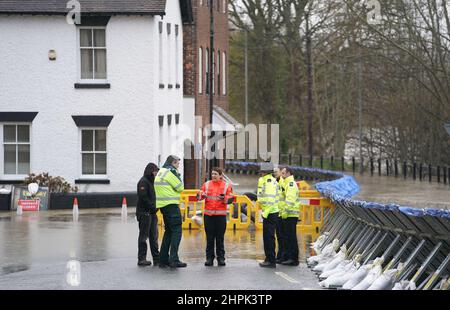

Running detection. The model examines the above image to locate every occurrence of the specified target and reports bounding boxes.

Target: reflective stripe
[154,181,170,186]
[205,181,211,194]
[204,209,228,215]
[173,182,183,190]
[285,201,296,206]
[223,182,229,195]
[160,169,170,180]
[156,197,180,201]
[286,210,300,215]
[259,194,277,198]
[261,201,275,206]
[206,195,222,201]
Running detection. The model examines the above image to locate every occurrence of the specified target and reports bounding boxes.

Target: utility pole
[208,0,215,176]
[244,30,249,160]
[245,30,248,127]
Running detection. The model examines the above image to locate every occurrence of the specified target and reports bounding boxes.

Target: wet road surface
[0,209,320,290]
[2,171,445,289]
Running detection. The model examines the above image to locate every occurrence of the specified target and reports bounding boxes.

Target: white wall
[153,0,186,176]
[0,5,187,192]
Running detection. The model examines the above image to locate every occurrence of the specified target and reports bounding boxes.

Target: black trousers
[204,215,227,260]
[276,217,287,261]
[263,212,279,263]
[284,217,299,262]
[137,212,159,261]
[160,204,183,263]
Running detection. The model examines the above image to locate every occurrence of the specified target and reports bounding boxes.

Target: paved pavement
[0,209,321,290]
[0,257,321,290]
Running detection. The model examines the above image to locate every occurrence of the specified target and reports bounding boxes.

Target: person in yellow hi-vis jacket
[280,166,300,266]
[257,162,280,268]
[154,155,186,268]
[273,166,287,264]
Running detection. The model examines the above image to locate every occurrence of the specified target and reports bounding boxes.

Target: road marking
[275,271,300,283]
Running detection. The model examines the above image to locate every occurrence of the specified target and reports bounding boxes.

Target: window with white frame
[205,48,210,94]
[175,24,179,85]
[222,51,226,95]
[167,23,171,85]
[223,0,227,13]
[212,48,215,94]
[159,21,163,85]
[198,47,203,94]
[217,50,221,95]
[79,28,107,80]
[3,124,30,175]
[81,129,107,175]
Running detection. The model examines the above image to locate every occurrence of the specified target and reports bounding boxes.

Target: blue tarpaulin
[399,207,425,217]
[225,161,448,221]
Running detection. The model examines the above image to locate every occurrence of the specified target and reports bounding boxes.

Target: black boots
[205,258,214,266]
[169,261,187,268]
[152,257,160,266]
[281,259,299,266]
[137,259,152,267]
[259,261,276,268]
[205,258,225,266]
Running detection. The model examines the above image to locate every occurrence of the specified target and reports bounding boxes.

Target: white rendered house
[0,0,194,193]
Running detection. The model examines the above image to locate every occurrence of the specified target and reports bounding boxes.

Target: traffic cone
[72,197,79,219]
[17,199,23,215]
[121,197,128,219]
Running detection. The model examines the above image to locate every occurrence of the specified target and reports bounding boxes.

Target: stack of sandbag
[342,257,384,290]
[307,239,340,266]
[313,244,347,273]
[318,254,362,288]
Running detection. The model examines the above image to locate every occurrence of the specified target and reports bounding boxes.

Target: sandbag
[352,265,383,290]
[321,253,346,273]
[308,239,339,265]
[321,268,359,288]
[367,269,397,290]
[342,266,371,290]
[311,234,328,254]
[392,281,416,290]
[321,260,356,279]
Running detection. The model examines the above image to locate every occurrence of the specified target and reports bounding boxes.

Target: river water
[226,172,450,210]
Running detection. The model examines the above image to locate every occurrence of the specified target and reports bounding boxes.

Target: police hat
[259,162,275,173]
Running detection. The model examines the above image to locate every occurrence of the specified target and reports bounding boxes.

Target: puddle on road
[1,264,29,276]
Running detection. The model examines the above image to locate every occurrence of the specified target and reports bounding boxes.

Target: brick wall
[183,0,229,187]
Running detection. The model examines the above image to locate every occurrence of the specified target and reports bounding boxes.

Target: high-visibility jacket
[154,167,184,209]
[200,180,233,216]
[277,176,286,218]
[257,174,280,218]
[283,175,300,218]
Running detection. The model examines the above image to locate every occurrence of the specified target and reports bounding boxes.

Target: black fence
[275,154,450,185]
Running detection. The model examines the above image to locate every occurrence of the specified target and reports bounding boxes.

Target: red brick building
[183,0,235,188]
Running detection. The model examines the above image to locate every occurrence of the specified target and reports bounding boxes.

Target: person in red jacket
[197,167,234,267]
